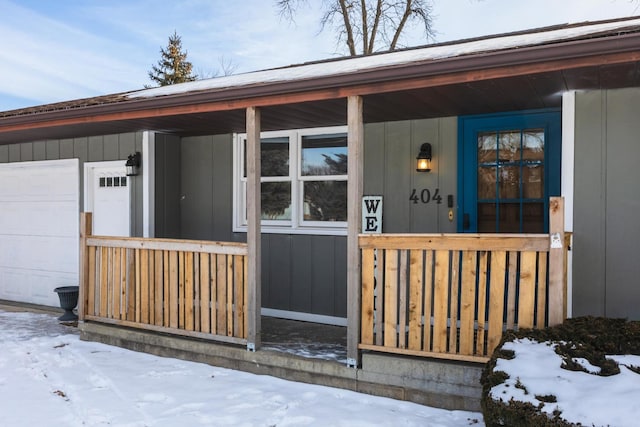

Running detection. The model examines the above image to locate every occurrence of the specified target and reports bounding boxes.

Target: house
[1,16,639,410]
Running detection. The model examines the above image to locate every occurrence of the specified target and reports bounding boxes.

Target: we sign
[362,196,383,233]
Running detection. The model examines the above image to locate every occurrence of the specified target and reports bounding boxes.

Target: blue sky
[1,0,638,111]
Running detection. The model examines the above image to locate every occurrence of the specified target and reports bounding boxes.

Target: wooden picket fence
[358,232,569,363]
[79,213,248,345]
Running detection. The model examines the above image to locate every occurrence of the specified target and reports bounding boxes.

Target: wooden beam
[246,106,262,350]
[346,95,363,367]
[548,197,565,326]
[79,212,92,320]
[3,51,639,134]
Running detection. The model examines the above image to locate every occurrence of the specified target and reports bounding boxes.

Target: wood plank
[154,250,164,326]
[107,247,114,318]
[476,251,489,356]
[432,250,449,353]
[383,249,398,348]
[126,248,136,322]
[487,251,507,354]
[169,251,178,329]
[374,249,384,346]
[135,249,141,323]
[179,251,185,329]
[360,248,375,345]
[86,236,247,255]
[148,250,155,325]
[78,213,92,320]
[548,197,565,325]
[87,246,96,317]
[347,95,364,365]
[194,253,200,332]
[99,247,108,317]
[210,253,217,334]
[227,254,234,337]
[112,247,121,320]
[518,251,537,329]
[536,253,548,328]
[448,251,460,353]
[163,251,170,327]
[200,253,211,333]
[233,255,244,338]
[459,251,477,356]
[422,250,434,352]
[506,251,518,330]
[185,252,194,331]
[359,234,549,252]
[217,254,227,335]
[407,249,423,351]
[398,250,408,349]
[357,343,489,364]
[84,315,248,346]
[140,249,149,324]
[246,105,262,349]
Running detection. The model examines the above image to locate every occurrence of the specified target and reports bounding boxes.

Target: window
[234,126,348,235]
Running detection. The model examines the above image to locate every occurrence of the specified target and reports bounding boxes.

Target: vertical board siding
[81,231,248,344]
[359,234,563,362]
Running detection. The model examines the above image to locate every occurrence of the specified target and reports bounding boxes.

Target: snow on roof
[128,17,640,100]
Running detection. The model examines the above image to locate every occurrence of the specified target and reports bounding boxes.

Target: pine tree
[147,31,197,87]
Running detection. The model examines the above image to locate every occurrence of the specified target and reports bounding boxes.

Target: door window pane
[261,182,291,220]
[523,164,544,199]
[478,166,497,199]
[498,131,521,162]
[523,130,544,161]
[301,134,347,176]
[498,165,520,199]
[477,132,497,163]
[303,181,347,221]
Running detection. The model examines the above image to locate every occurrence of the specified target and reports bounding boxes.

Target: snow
[0,309,482,426]
[127,17,640,100]
[490,338,640,427]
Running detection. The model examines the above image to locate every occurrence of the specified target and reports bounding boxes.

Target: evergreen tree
[147,31,197,87]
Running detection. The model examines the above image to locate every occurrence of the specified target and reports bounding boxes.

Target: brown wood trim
[358,343,489,363]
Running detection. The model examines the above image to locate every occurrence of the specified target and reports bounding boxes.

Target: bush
[480,317,640,427]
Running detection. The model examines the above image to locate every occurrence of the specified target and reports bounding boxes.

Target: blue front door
[458,110,561,233]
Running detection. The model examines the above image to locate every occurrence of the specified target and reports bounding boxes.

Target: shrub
[480,316,640,427]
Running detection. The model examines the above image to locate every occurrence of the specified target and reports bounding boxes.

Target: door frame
[457,108,562,233]
[84,160,131,236]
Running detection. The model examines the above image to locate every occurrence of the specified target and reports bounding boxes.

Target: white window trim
[233,125,348,236]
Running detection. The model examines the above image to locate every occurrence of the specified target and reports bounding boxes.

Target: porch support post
[548,196,565,326]
[79,212,92,321]
[346,95,363,367]
[246,106,262,351]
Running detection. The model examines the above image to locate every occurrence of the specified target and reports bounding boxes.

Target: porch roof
[1,16,640,145]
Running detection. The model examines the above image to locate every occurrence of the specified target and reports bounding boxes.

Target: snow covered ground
[0,309,483,426]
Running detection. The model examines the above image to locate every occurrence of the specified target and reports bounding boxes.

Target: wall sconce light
[125,152,141,176]
[416,143,432,172]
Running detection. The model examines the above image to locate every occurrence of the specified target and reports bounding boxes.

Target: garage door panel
[0,159,79,307]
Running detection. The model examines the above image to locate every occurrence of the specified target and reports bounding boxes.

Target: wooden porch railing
[79,213,248,345]
[358,199,568,363]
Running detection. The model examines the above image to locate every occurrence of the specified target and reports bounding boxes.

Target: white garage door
[0,159,79,307]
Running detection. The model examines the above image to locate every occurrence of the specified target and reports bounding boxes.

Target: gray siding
[154,134,182,238]
[0,133,144,235]
[574,88,640,320]
[364,117,458,233]
[179,134,233,242]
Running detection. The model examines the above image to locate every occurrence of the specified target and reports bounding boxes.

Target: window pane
[301,134,347,176]
[477,132,497,163]
[478,166,497,199]
[498,131,521,162]
[262,137,289,177]
[243,137,290,178]
[498,165,520,199]
[303,181,347,221]
[523,164,544,199]
[261,182,291,220]
[523,130,544,161]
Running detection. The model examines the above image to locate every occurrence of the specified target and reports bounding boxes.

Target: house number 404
[409,188,443,204]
